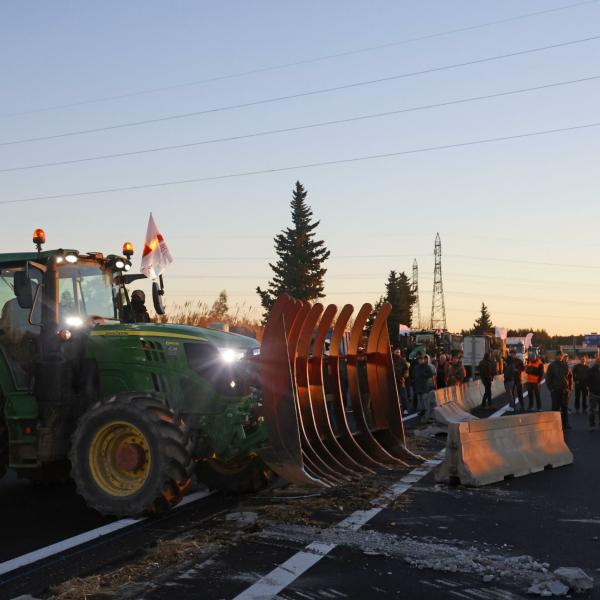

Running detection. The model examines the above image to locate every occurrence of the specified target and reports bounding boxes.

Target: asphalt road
[2,384,599,599]
[139,386,600,600]
[0,472,114,563]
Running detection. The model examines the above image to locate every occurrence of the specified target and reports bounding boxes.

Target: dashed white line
[0,489,211,577]
[232,454,445,600]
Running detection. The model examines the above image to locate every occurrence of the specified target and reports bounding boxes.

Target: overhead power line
[445,254,600,269]
[2,74,598,173]
[2,0,597,119]
[1,120,597,206]
[2,34,599,148]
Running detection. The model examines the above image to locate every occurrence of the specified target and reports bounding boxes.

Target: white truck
[462,334,493,379]
[506,334,533,361]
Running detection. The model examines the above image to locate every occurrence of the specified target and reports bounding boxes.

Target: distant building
[584,333,600,347]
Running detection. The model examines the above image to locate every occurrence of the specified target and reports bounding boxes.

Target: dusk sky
[1,1,599,334]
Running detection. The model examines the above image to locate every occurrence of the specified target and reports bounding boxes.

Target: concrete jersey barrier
[435,411,573,486]
[434,375,505,424]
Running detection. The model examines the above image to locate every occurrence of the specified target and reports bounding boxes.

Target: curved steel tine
[258,295,327,487]
[310,304,374,475]
[376,306,423,464]
[295,303,350,483]
[346,304,404,466]
[366,303,421,465]
[288,301,343,486]
[327,305,382,472]
[304,304,366,477]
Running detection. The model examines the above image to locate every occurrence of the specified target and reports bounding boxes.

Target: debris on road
[553,566,594,593]
[254,523,594,594]
[527,579,569,596]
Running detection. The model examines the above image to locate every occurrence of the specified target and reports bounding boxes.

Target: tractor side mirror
[152,281,165,315]
[14,271,33,309]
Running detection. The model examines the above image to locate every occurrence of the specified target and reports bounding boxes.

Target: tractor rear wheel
[70,393,193,516]
[0,395,7,480]
[196,454,272,494]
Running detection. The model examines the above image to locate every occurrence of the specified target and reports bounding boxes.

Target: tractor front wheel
[70,394,193,516]
[196,454,272,494]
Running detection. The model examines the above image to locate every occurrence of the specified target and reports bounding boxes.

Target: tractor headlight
[64,253,78,264]
[115,259,126,270]
[219,348,245,364]
[65,315,84,328]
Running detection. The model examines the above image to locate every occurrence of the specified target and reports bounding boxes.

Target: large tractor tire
[196,454,272,494]
[0,395,7,480]
[70,393,193,516]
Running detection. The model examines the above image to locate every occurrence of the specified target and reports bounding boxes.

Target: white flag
[140,213,173,279]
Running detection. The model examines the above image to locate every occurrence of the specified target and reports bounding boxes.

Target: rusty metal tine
[295,303,351,483]
[258,295,326,486]
[309,304,372,475]
[372,304,424,465]
[283,299,336,484]
[287,301,343,486]
[346,304,404,466]
[296,304,356,480]
[364,303,410,465]
[328,305,381,472]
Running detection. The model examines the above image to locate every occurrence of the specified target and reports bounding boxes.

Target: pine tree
[257,182,330,315]
[210,290,229,320]
[472,302,493,334]
[384,270,417,346]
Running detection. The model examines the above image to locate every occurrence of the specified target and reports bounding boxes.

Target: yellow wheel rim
[88,420,152,497]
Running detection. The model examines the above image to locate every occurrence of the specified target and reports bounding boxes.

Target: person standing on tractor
[478,352,495,408]
[572,355,590,414]
[525,350,544,411]
[546,350,573,429]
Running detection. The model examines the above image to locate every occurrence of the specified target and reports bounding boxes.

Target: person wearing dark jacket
[478,353,495,408]
[525,352,545,411]
[513,353,526,411]
[436,353,450,389]
[123,290,151,324]
[572,356,589,413]
[546,350,573,429]
[448,355,466,386]
[503,353,517,411]
[586,358,600,430]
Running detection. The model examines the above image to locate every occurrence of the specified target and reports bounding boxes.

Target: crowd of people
[545,351,600,430]
[392,348,467,421]
[392,345,600,431]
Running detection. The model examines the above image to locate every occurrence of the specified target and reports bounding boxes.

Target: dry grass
[158,300,264,340]
[50,533,221,600]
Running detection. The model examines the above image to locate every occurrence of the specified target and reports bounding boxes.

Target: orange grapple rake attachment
[258,294,422,487]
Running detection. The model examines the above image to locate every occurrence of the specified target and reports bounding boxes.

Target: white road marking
[490,379,545,419]
[403,412,419,422]
[232,454,445,600]
[0,489,211,577]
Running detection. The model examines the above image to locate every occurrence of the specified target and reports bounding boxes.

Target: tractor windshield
[58,261,116,323]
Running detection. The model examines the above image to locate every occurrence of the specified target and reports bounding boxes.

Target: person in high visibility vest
[525,350,544,411]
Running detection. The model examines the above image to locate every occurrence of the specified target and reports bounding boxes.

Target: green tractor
[0,230,270,515]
